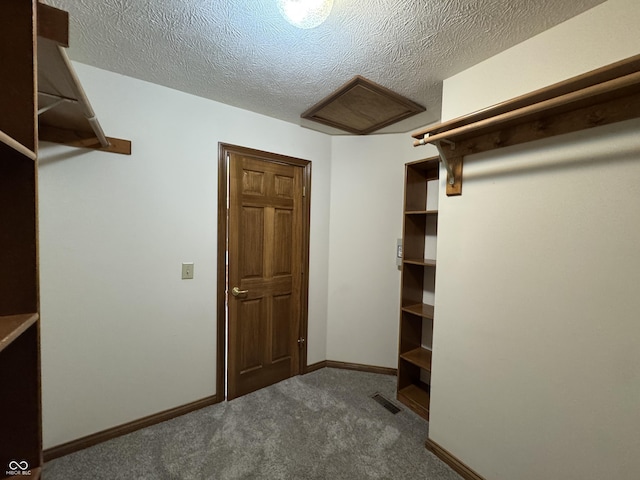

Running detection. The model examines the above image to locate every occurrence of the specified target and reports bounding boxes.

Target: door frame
[216,143,311,401]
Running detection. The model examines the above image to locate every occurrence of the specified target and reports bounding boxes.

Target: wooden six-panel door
[227,152,303,400]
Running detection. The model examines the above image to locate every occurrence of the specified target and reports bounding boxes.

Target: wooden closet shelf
[400,347,432,371]
[0,129,37,161]
[413,54,640,140]
[418,70,640,146]
[411,53,640,196]
[404,258,436,267]
[402,303,435,319]
[405,210,438,215]
[36,3,131,155]
[398,384,431,420]
[0,313,39,354]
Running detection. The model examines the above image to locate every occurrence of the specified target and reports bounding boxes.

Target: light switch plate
[182,262,194,279]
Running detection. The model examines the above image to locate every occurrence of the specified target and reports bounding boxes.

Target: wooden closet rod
[414,70,640,147]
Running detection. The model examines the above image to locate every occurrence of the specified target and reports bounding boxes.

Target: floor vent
[371,393,402,414]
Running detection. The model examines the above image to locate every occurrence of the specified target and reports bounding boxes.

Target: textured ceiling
[45,0,606,135]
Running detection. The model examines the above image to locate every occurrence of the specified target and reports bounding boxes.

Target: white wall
[442,0,640,121]
[326,134,437,368]
[39,63,332,448]
[431,0,640,478]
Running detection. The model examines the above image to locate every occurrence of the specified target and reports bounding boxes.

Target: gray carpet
[43,368,461,479]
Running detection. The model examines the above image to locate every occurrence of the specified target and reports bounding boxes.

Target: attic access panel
[301,75,425,135]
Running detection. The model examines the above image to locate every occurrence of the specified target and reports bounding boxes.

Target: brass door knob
[231,286,249,297]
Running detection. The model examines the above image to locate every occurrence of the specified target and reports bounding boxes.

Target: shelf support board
[39,125,131,155]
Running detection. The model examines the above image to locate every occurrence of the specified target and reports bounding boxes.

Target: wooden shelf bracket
[433,140,456,185]
[414,137,461,194]
[414,137,456,183]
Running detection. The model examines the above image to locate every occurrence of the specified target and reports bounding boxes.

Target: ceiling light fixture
[276,0,334,29]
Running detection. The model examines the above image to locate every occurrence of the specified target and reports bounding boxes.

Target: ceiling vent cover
[301,75,425,135]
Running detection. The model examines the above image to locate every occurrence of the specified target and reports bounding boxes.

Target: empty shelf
[398,384,430,420]
[402,303,434,319]
[0,313,39,353]
[405,210,438,215]
[400,347,432,371]
[403,258,436,267]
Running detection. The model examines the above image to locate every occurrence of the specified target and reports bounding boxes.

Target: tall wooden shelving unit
[0,1,129,473]
[397,156,439,420]
[0,0,42,477]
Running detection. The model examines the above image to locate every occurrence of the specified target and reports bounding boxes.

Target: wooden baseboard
[325,360,397,376]
[304,360,327,373]
[305,360,396,376]
[44,362,395,461]
[425,439,486,480]
[43,394,218,461]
